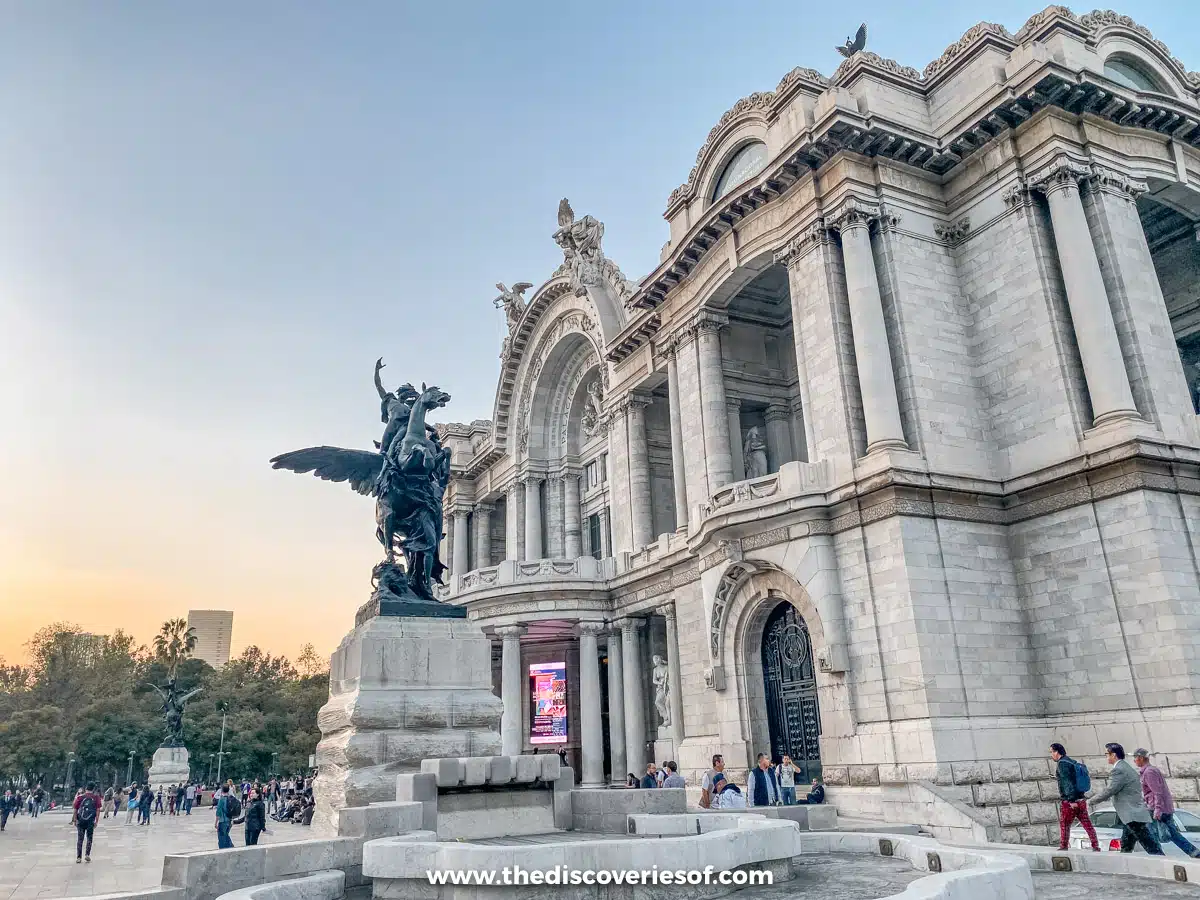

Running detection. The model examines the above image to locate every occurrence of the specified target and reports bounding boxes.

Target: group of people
[0,784,48,826]
[700,753,825,809]
[1053,741,1200,856]
[623,753,826,811]
[213,775,315,850]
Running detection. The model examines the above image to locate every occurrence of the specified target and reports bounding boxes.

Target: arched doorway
[760,600,822,780]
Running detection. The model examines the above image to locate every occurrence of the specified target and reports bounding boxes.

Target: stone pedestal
[312,615,502,836]
[147,746,191,792]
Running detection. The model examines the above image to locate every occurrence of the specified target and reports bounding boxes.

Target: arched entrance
[760,600,822,780]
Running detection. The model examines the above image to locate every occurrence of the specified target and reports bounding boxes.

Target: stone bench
[214,871,344,900]
[399,756,574,839]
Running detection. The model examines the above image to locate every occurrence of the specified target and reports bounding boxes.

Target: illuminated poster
[529,661,568,744]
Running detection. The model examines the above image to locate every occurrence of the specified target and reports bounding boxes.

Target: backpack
[225,794,242,819]
[78,794,97,825]
[1072,759,1091,793]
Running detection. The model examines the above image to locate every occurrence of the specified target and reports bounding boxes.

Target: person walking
[1133,748,1200,857]
[71,782,103,864]
[0,789,16,831]
[236,789,267,846]
[214,785,236,850]
[750,753,782,807]
[31,784,44,818]
[777,755,798,806]
[111,785,123,819]
[154,788,164,815]
[102,785,114,819]
[175,783,186,816]
[184,783,196,815]
[1050,743,1100,851]
[1089,742,1163,854]
[125,788,137,824]
[700,754,725,809]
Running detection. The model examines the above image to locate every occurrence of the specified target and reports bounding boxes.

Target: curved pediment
[489,275,606,457]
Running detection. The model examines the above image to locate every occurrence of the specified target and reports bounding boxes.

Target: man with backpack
[72,782,103,863]
[1050,742,1100,851]
[214,784,240,849]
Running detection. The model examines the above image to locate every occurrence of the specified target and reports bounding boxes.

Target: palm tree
[153,619,197,678]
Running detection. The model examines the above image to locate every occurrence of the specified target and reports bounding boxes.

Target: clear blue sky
[0,1,1194,661]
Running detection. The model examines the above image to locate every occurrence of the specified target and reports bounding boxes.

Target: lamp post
[126,751,136,786]
[65,751,76,797]
[215,707,228,784]
[207,754,215,783]
[271,752,279,778]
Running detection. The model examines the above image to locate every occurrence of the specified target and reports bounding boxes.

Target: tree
[296,644,328,678]
[0,705,69,786]
[153,618,197,677]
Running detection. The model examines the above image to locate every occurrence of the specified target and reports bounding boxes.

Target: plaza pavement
[0,807,306,900]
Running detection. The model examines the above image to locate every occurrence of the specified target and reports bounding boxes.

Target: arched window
[1103,56,1162,92]
[711,142,768,202]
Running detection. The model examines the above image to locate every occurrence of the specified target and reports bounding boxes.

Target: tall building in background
[186,610,233,668]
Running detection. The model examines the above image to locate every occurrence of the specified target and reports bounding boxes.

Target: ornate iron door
[761,602,822,781]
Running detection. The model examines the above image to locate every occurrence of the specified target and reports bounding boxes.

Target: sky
[0,1,1195,666]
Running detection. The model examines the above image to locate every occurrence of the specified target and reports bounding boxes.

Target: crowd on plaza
[0,772,317,863]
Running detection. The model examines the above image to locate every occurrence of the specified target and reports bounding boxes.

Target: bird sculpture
[837,23,867,58]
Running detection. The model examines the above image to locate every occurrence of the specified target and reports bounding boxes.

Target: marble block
[148,746,191,792]
[312,615,502,835]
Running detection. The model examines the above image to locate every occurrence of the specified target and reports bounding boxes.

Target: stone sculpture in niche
[744,426,769,479]
[581,380,605,437]
[652,654,671,727]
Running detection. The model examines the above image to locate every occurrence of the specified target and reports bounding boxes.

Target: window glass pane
[711,143,768,201]
[1104,58,1159,92]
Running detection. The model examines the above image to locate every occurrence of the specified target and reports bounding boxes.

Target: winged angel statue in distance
[148,678,204,748]
[269,362,453,605]
[836,23,867,58]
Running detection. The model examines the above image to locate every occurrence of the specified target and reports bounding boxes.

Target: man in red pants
[1051,743,1099,851]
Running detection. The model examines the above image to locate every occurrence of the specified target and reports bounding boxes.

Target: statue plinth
[312,614,501,835]
[148,746,191,791]
[355,562,466,626]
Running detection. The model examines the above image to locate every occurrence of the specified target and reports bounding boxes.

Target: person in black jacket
[234,789,267,845]
[1050,742,1099,851]
[0,790,16,831]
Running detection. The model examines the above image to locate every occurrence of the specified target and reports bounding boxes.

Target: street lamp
[126,751,136,786]
[271,752,279,778]
[215,705,228,784]
[207,754,215,783]
[66,751,76,796]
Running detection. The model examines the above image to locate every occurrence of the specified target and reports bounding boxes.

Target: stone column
[577,621,606,787]
[627,395,654,547]
[439,515,451,575]
[545,476,564,558]
[695,311,734,489]
[830,202,908,453]
[620,618,647,775]
[765,403,793,473]
[472,503,493,570]
[524,478,542,561]
[607,401,633,553]
[605,629,626,784]
[726,398,745,482]
[564,474,582,558]
[659,603,686,755]
[1033,160,1140,426]
[506,482,525,562]
[452,509,470,575]
[599,507,612,557]
[497,625,526,756]
[665,343,689,530]
[790,397,809,462]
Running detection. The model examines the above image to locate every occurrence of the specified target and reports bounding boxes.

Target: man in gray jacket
[1089,743,1164,854]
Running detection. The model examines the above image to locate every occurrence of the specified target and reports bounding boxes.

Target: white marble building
[433,7,1200,841]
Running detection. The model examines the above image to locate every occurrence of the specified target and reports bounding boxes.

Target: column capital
[495,625,527,640]
[789,396,805,415]
[628,392,653,412]
[1086,165,1148,202]
[765,402,792,422]
[656,601,676,621]
[474,502,495,515]
[1028,156,1090,197]
[617,616,646,634]
[452,507,471,520]
[545,473,563,487]
[827,198,899,234]
[773,218,830,268]
[576,620,607,637]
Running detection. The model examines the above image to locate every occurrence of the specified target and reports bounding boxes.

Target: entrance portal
[760,601,822,781]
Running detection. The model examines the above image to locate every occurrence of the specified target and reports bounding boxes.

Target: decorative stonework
[1080,9,1199,86]
[1086,165,1148,200]
[923,22,1015,80]
[827,199,888,233]
[934,217,971,244]
[1028,157,1091,196]
[831,51,923,86]
[553,199,637,304]
[708,562,753,660]
[773,219,831,268]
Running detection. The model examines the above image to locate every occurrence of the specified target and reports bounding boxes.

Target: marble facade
[432,7,1200,840]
